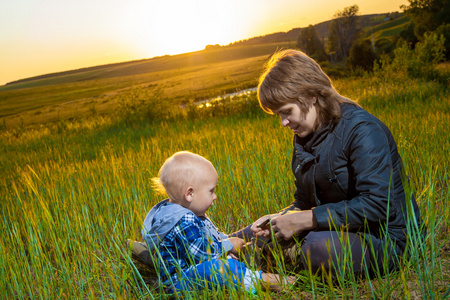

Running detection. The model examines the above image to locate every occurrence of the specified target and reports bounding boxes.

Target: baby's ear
[184,187,194,203]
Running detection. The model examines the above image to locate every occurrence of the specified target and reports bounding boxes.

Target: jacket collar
[294,120,334,171]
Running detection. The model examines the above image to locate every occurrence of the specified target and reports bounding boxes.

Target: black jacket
[291,103,421,250]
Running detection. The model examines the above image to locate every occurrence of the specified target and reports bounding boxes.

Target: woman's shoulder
[339,103,381,129]
[338,103,395,150]
[340,103,367,119]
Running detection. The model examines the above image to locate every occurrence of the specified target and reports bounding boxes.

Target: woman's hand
[252,210,317,241]
[250,213,281,237]
[271,210,317,240]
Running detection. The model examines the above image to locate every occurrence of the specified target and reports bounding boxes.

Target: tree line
[297,0,449,71]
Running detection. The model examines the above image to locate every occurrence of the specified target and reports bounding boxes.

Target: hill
[0,43,297,128]
[228,12,405,46]
[1,44,288,91]
[2,12,408,91]
[0,12,411,129]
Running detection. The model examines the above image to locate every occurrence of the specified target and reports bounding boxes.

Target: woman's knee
[299,231,369,274]
[300,231,335,271]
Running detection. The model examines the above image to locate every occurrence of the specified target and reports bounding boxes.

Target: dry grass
[0,42,297,129]
[0,55,268,129]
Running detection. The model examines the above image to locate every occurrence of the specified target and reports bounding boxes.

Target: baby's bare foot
[285,275,297,285]
[261,273,297,291]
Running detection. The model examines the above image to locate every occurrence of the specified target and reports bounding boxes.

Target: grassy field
[1,25,449,297]
[0,55,265,128]
[0,42,298,129]
[362,15,410,41]
[0,15,411,131]
[1,64,449,298]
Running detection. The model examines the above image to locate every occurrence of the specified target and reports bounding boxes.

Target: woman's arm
[257,118,398,240]
[312,120,398,231]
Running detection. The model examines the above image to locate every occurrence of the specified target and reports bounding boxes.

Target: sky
[0,0,409,86]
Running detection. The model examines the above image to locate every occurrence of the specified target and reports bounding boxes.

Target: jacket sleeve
[312,120,397,230]
[293,179,314,210]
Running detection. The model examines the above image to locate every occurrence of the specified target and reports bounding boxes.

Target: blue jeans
[169,257,261,293]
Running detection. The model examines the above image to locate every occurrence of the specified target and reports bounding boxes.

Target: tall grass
[1,73,449,298]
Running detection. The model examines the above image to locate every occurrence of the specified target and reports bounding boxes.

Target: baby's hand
[227,237,246,255]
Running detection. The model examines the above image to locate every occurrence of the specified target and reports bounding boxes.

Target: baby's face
[189,165,218,217]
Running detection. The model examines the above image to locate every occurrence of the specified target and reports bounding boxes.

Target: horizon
[0,0,408,86]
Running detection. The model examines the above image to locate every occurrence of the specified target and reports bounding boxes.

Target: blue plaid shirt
[157,212,228,287]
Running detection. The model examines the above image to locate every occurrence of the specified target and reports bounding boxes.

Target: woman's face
[273,100,318,138]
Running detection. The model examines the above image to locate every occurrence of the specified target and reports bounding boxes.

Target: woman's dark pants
[230,225,402,277]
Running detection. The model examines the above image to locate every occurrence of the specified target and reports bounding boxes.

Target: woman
[235,49,422,276]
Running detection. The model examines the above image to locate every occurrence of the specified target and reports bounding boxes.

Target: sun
[131,0,239,57]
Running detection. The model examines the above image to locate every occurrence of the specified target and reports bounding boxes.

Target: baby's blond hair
[152,151,214,202]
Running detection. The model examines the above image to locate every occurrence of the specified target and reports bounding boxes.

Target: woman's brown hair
[257,49,358,128]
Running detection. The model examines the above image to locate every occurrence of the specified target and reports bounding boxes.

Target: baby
[140,151,294,293]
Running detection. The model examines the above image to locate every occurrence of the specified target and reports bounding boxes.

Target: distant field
[370,15,409,33]
[0,42,295,129]
[0,14,412,130]
[1,43,295,91]
[362,15,410,40]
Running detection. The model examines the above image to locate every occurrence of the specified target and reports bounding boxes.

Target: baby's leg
[261,272,297,291]
[175,257,262,292]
